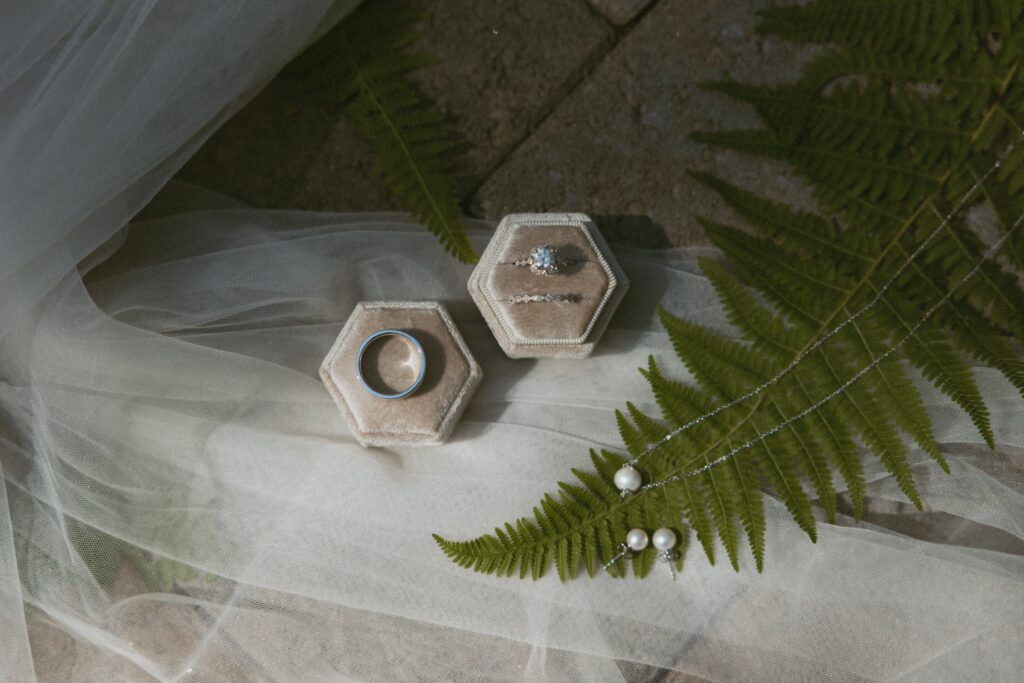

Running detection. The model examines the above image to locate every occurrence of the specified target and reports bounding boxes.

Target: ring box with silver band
[319,301,482,447]
[468,213,629,359]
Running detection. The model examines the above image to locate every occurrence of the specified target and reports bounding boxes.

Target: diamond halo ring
[507,245,583,275]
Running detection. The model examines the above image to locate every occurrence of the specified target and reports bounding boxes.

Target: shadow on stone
[175,76,346,209]
[592,214,672,249]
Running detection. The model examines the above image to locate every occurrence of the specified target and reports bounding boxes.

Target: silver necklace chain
[641,206,1024,491]
[627,132,1023,478]
[604,200,1022,574]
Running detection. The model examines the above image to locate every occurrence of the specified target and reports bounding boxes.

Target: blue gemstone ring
[356,329,427,400]
[508,245,582,275]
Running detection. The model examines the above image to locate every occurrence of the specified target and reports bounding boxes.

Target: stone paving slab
[177,0,612,214]
[410,0,612,192]
[175,0,818,250]
[176,79,393,213]
[586,0,653,26]
[471,0,818,247]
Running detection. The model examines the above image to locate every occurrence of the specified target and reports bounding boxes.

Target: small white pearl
[652,528,677,551]
[613,466,642,493]
[626,528,649,551]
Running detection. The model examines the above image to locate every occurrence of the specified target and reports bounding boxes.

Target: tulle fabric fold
[2,2,1023,681]
[7,200,1021,681]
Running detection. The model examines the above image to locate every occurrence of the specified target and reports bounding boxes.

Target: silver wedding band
[356,329,426,400]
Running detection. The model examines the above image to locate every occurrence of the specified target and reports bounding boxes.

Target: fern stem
[726,89,969,138]
[744,139,944,182]
[969,163,1024,267]
[629,129,1022,506]
[929,201,1024,316]
[337,21,475,262]
[996,105,1024,137]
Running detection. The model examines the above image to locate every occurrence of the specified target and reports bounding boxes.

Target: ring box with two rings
[468,213,629,359]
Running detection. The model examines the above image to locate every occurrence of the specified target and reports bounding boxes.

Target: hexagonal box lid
[320,301,482,447]
[468,213,629,358]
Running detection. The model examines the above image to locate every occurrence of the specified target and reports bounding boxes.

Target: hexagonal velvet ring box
[468,213,629,358]
[320,301,482,447]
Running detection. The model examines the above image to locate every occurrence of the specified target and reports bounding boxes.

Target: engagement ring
[506,245,583,275]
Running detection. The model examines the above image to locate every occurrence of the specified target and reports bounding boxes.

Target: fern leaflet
[287,1,477,263]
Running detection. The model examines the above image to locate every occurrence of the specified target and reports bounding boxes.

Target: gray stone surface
[177,0,612,213]
[410,0,612,190]
[176,79,393,213]
[471,0,818,247]
[175,0,818,250]
[587,0,653,26]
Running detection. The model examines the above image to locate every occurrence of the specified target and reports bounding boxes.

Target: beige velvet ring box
[320,301,482,447]
[468,213,629,359]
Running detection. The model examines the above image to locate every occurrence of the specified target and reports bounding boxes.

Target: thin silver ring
[355,329,426,400]
[509,293,581,304]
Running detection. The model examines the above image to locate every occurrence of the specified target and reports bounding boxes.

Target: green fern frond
[434,0,1024,580]
[287,1,477,263]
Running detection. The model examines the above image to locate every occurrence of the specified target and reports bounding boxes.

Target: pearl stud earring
[600,528,649,576]
[602,527,681,579]
[625,528,649,552]
[652,527,680,580]
[613,464,641,497]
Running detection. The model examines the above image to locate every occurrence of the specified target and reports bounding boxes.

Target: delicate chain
[640,205,1024,492]
[628,132,1022,470]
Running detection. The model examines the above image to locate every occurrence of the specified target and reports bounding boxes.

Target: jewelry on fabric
[607,132,1022,578]
[355,329,426,400]
[616,131,1024,496]
[506,245,584,275]
[509,293,581,304]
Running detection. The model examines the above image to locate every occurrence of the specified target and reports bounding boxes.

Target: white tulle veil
[2,2,1023,681]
